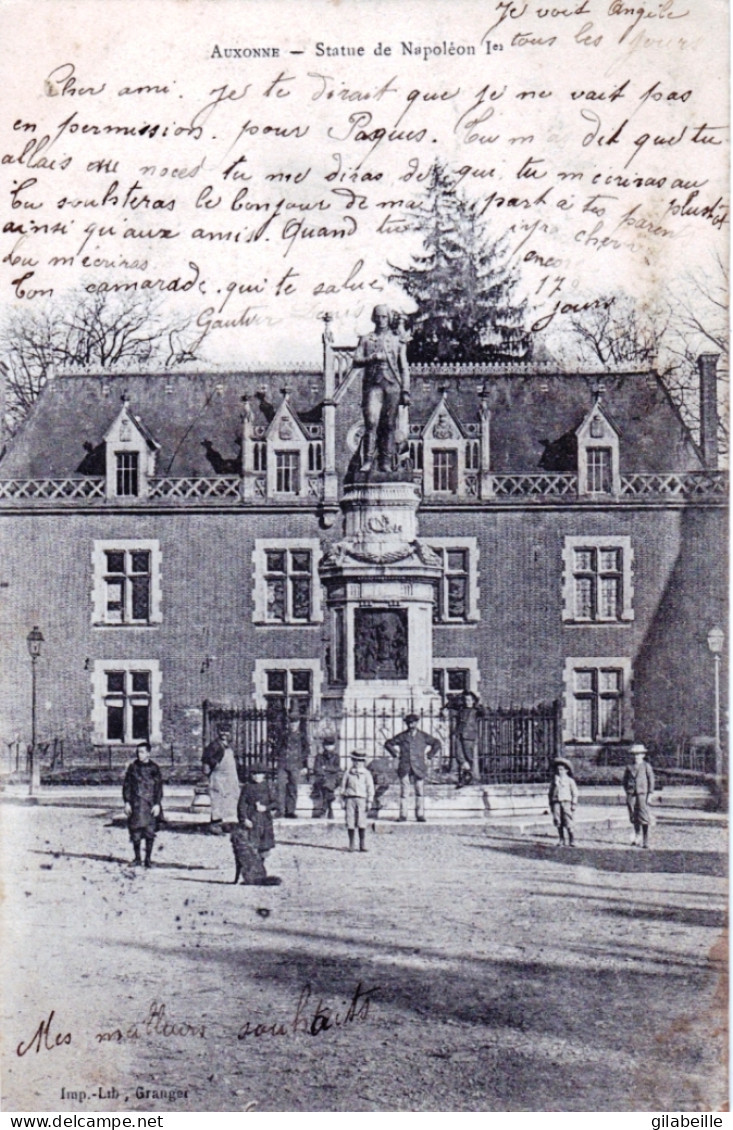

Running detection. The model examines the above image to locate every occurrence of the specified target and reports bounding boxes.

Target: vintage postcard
[0,0,727,1115]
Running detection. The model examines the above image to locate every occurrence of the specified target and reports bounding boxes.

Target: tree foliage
[1,293,200,435]
[389,162,532,364]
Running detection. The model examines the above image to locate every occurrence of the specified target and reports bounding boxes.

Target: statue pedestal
[320,480,442,752]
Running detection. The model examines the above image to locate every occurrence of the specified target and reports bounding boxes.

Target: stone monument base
[319,472,445,762]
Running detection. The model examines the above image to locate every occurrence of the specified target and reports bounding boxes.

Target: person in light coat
[623,742,655,848]
[548,757,579,847]
[340,750,375,853]
[202,724,240,834]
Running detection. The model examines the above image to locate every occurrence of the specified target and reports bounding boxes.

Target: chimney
[697,354,720,470]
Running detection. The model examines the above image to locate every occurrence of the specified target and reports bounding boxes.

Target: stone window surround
[91,539,163,627]
[432,656,481,698]
[561,535,634,624]
[428,536,480,623]
[90,658,162,745]
[251,658,323,712]
[562,655,633,744]
[252,538,324,626]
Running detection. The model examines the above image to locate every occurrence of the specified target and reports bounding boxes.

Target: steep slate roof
[0,370,322,479]
[0,365,703,478]
[337,367,703,475]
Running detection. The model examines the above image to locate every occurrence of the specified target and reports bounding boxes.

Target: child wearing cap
[340,750,375,852]
[548,757,579,846]
[312,734,342,819]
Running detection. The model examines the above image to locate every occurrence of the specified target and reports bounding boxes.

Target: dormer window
[465,439,480,472]
[116,452,139,497]
[103,397,159,500]
[252,442,267,473]
[422,395,476,498]
[307,442,323,472]
[576,401,620,497]
[252,391,320,500]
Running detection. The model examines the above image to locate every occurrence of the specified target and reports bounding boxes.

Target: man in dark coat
[623,742,655,848]
[312,735,341,819]
[384,714,441,822]
[277,713,308,818]
[122,742,163,868]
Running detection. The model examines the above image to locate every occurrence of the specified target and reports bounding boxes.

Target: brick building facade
[0,326,726,774]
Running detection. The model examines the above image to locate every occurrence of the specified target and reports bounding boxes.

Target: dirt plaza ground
[1,799,727,1113]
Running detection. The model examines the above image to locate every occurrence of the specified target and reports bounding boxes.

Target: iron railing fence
[202,698,562,785]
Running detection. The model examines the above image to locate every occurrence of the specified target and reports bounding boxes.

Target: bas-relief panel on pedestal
[353,608,409,681]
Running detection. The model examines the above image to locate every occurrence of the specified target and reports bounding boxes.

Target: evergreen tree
[390,162,532,364]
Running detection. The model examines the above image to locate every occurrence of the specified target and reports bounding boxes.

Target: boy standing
[340,750,375,852]
[548,757,578,847]
[122,741,163,868]
[623,743,655,848]
[312,735,341,819]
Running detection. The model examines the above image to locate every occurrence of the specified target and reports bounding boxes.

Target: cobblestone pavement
[1,802,727,1112]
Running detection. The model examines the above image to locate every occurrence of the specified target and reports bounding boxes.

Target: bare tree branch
[558,277,728,456]
[1,293,203,434]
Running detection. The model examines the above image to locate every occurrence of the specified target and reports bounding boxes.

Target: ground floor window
[431,658,480,701]
[563,657,632,743]
[252,659,322,717]
[433,666,470,698]
[91,659,162,745]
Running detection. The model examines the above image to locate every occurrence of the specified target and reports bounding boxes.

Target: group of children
[547,742,655,849]
[230,747,378,883]
[124,740,656,877]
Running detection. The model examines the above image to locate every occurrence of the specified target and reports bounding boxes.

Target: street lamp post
[26,626,44,796]
[706,626,724,787]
